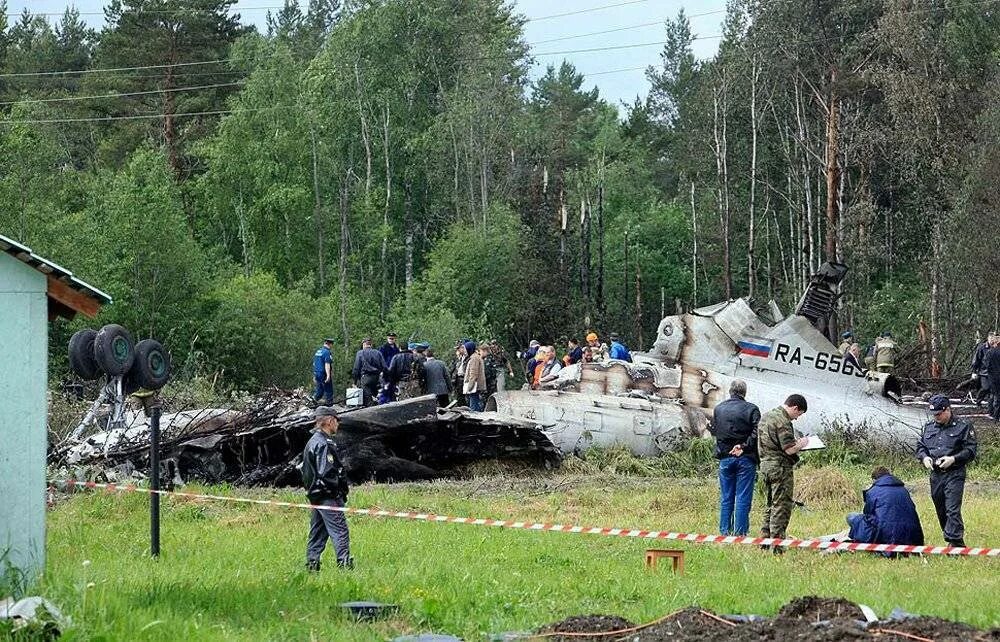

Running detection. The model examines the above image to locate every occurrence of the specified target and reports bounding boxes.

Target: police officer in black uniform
[302,406,353,571]
[915,395,978,547]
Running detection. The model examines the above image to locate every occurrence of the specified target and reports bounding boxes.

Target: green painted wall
[0,254,48,580]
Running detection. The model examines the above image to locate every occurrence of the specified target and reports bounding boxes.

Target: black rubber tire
[93,324,135,376]
[68,329,100,380]
[130,339,171,390]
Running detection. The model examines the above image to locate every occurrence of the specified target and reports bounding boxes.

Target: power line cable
[0,58,233,78]
[531,9,727,45]
[3,5,287,18]
[0,81,245,106]
[531,0,654,22]
[0,106,282,125]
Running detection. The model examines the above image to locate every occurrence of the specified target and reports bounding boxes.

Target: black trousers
[360,374,380,406]
[988,379,1000,419]
[930,468,967,545]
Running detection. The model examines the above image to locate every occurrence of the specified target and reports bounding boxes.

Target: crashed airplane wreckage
[490,262,930,456]
[52,393,562,486]
[57,262,930,485]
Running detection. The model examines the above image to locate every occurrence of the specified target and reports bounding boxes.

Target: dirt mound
[776,596,866,622]
[533,597,995,641]
[536,614,634,640]
[871,617,987,642]
[637,607,741,642]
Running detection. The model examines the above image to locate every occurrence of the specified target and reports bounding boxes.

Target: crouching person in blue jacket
[847,466,924,556]
[302,406,353,571]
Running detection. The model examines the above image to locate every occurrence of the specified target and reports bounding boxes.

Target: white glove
[972,373,979,380]
[923,457,934,470]
[936,456,956,470]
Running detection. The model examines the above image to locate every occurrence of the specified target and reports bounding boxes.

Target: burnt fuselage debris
[491,262,931,456]
[51,393,561,487]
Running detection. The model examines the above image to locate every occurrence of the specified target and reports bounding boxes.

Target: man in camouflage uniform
[874,331,898,373]
[757,394,810,554]
[838,331,854,356]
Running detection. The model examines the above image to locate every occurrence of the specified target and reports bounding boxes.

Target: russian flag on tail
[738,336,773,358]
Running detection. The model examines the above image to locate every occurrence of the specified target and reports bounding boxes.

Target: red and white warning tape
[48,479,1000,558]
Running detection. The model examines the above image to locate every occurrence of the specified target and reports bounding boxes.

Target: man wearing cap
[916,394,978,547]
[874,331,898,373]
[378,333,400,366]
[838,331,854,356]
[586,332,608,363]
[312,338,335,405]
[303,406,352,571]
[352,337,386,406]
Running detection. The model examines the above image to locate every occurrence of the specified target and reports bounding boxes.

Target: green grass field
[24,467,1000,641]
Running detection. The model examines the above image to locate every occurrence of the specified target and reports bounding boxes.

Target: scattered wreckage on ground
[56,262,942,486]
[50,392,561,487]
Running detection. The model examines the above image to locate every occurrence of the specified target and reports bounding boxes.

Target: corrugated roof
[0,232,112,305]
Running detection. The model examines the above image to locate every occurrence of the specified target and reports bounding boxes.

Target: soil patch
[636,607,741,642]
[871,617,990,642]
[532,597,994,642]
[776,596,866,622]
[535,614,634,640]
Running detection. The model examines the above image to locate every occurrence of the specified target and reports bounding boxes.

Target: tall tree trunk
[579,198,590,314]
[930,217,942,373]
[690,180,699,307]
[404,178,414,287]
[381,104,392,320]
[747,54,760,299]
[310,127,325,291]
[237,188,251,275]
[623,229,630,329]
[163,30,181,185]
[824,73,841,263]
[339,170,350,350]
[712,76,732,299]
[634,266,643,349]
[597,182,605,316]
[559,190,566,273]
[354,62,372,192]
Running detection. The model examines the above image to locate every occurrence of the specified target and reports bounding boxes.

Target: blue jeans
[718,456,757,536]
[313,376,333,404]
[467,392,483,412]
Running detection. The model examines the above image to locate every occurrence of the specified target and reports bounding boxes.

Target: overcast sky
[6,0,727,109]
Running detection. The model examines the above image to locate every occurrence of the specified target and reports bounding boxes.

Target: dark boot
[306,559,321,572]
[338,556,355,570]
[947,539,966,548]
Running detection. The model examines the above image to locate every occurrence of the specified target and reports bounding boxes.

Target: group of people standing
[837,330,899,373]
[521,332,633,388]
[711,381,977,553]
[314,333,517,411]
[971,332,1000,420]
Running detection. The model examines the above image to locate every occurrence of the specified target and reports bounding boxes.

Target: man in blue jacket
[312,338,335,405]
[847,467,924,552]
[608,333,632,362]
